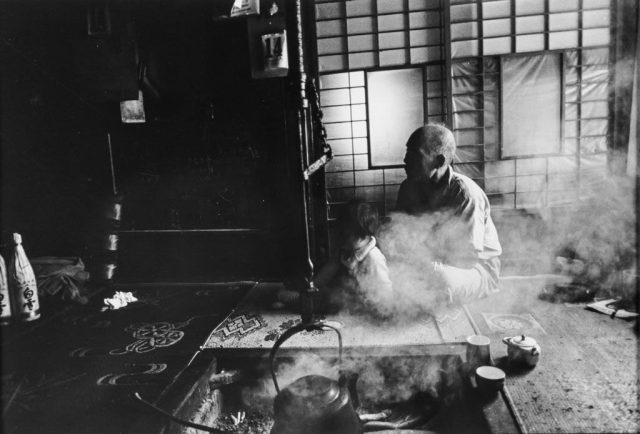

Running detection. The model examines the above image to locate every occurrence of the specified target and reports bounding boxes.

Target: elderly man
[396,124,502,302]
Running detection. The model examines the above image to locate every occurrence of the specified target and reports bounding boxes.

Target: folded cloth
[586,298,638,319]
[103,291,138,311]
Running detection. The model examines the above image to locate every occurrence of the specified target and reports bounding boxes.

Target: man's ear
[435,154,446,168]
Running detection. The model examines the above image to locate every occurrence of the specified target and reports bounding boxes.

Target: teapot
[269,321,362,434]
[502,335,541,367]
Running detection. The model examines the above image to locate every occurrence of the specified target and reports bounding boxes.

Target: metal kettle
[269,322,362,434]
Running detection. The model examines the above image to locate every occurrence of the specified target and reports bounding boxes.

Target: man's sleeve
[454,190,486,256]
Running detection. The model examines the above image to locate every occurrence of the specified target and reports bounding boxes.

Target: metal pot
[502,334,541,367]
[269,322,362,434]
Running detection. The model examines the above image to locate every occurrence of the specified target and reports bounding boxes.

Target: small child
[276,200,393,317]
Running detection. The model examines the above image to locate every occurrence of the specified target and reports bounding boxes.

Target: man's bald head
[406,124,456,166]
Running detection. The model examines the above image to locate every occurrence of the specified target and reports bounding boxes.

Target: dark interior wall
[0,2,115,260]
[1,0,309,281]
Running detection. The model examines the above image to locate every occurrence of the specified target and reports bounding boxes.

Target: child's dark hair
[337,200,380,239]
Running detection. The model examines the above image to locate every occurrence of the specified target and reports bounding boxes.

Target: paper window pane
[320,73,350,89]
[352,121,368,137]
[316,2,345,20]
[549,12,578,31]
[565,87,579,105]
[516,15,545,34]
[347,17,375,34]
[580,137,607,154]
[349,71,365,86]
[582,64,609,82]
[582,47,610,65]
[485,160,515,177]
[378,14,405,32]
[410,46,441,63]
[583,28,610,47]
[483,19,511,37]
[323,105,352,123]
[319,55,348,72]
[348,34,375,52]
[582,0,609,9]
[318,37,347,55]
[367,68,424,166]
[516,34,545,53]
[454,112,482,129]
[452,75,481,94]
[484,97,498,127]
[326,155,355,172]
[450,4,477,22]
[427,64,443,79]
[452,58,481,76]
[581,119,608,136]
[455,146,484,163]
[453,94,482,112]
[348,52,376,69]
[563,138,578,154]
[353,138,368,153]
[548,156,577,173]
[516,0,544,15]
[320,89,351,107]
[482,0,510,19]
[483,37,511,55]
[583,9,610,28]
[409,11,441,28]
[426,80,443,94]
[455,129,483,147]
[355,185,385,202]
[325,122,353,139]
[516,174,546,192]
[581,82,608,101]
[351,104,368,121]
[317,20,345,38]
[455,162,483,179]
[355,170,384,186]
[565,66,578,85]
[581,101,609,119]
[327,187,355,203]
[502,53,562,157]
[379,31,406,50]
[409,0,440,10]
[452,39,478,58]
[329,139,354,155]
[484,73,499,91]
[410,28,441,46]
[565,120,578,138]
[485,177,516,194]
[346,0,374,17]
[350,87,366,104]
[451,21,478,40]
[427,98,444,115]
[326,172,355,188]
[377,0,405,14]
[549,31,578,50]
[565,102,578,120]
[380,49,409,66]
[549,0,579,12]
[516,158,547,175]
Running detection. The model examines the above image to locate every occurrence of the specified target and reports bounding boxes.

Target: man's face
[404,146,438,182]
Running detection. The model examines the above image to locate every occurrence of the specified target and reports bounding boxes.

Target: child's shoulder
[365,245,387,264]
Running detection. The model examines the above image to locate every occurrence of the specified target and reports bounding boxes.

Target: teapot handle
[269,320,343,393]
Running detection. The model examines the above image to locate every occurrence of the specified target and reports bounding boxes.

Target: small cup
[475,366,505,394]
[466,335,492,370]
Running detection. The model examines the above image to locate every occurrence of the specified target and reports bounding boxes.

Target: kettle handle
[269,321,343,394]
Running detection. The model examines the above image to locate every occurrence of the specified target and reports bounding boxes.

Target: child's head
[337,200,380,247]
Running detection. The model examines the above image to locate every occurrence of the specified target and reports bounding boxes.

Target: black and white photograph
[1,0,638,433]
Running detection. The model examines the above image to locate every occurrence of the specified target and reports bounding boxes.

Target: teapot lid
[510,334,537,348]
